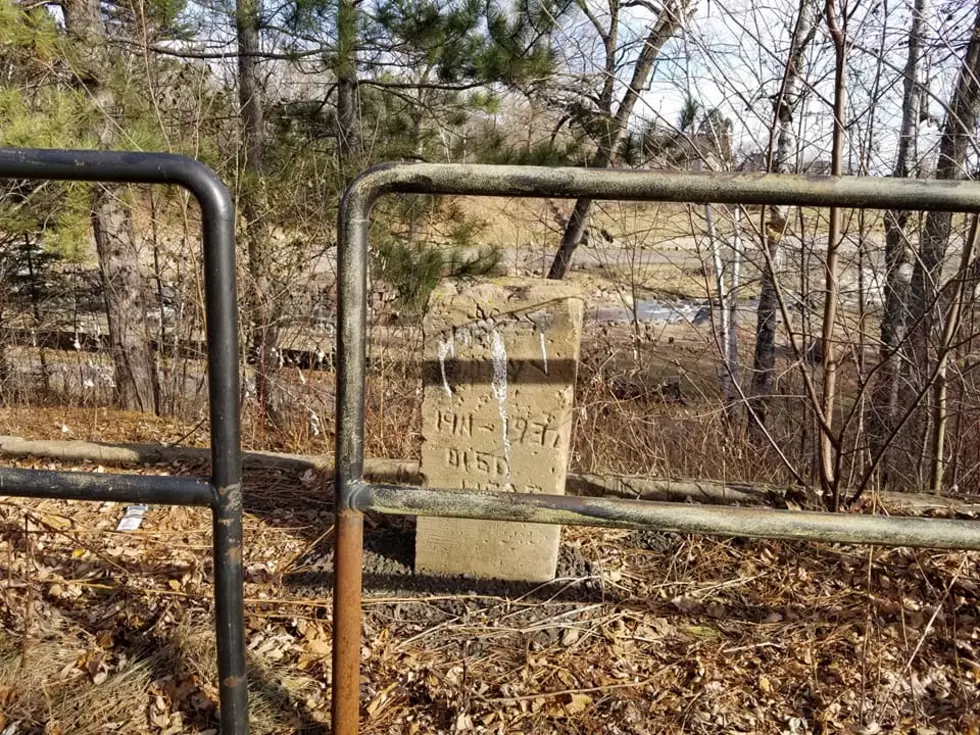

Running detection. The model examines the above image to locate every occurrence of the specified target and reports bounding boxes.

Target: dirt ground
[1,431,979,734]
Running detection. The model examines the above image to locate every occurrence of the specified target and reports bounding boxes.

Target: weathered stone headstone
[415,278,584,582]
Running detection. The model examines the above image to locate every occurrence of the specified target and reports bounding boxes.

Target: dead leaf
[565,693,592,714]
[366,683,398,717]
[41,514,72,531]
[298,638,331,671]
[545,692,593,718]
[149,710,170,728]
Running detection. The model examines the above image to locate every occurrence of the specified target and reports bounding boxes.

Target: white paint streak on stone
[437,336,455,397]
[490,329,511,475]
[539,331,548,375]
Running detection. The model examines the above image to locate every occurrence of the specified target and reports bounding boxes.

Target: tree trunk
[930,217,978,492]
[336,0,360,177]
[908,9,980,351]
[748,0,818,429]
[819,0,846,508]
[870,0,925,469]
[63,0,158,413]
[92,188,158,412]
[907,8,980,484]
[547,0,691,279]
[728,207,742,412]
[236,0,281,424]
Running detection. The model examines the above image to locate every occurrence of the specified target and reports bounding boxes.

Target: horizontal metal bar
[0,149,230,203]
[0,468,214,507]
[345,163,980,213]
[356,483,980,551]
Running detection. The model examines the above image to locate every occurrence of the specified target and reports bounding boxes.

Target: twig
[164,416,207,448]
[481,677,653,703]
[277,524,335,578]
[20,514,34,669]
[874,555,968,720]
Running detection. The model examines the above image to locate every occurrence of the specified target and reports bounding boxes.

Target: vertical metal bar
[196,169,248,735]
[332,182,373,735]
[333,511,364,734]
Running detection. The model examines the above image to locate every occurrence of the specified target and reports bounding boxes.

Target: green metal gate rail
[332,163,980,735]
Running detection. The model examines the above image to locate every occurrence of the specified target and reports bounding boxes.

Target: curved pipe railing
[333,163,980,735]
[0,149,246,733]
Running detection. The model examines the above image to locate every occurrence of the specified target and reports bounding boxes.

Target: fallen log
[1,435,978,517]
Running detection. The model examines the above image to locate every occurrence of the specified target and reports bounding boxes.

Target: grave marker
[415,279,584,581]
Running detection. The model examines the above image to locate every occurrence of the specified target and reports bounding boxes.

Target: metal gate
[0,149,247,733]
[332,163,980,734]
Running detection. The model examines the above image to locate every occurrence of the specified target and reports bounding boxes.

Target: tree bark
[547,0,691,279]
[236,0,281,424]
[63,0,159,413]
[908,9,980,354]
[870,0,925,468]
[92,189,158,412]
[335,0,360,177]
[748,0,818,429]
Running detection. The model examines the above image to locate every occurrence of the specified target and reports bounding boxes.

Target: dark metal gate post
[334,163,980,735]
[0,148,247,733]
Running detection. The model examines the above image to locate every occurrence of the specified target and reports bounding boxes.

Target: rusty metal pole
[332,511,364,734]
[332,177,375,735]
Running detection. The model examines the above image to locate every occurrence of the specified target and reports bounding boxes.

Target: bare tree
[870,0,926,463]
[908,8,980,348]
[820,0,846,508]
[908,7,980,489]
[748,0,819,430]
[546,0,694,280]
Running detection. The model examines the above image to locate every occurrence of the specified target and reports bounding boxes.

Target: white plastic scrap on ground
[116,504,149,532]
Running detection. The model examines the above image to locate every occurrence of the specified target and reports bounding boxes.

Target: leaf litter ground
[1,458,979,734]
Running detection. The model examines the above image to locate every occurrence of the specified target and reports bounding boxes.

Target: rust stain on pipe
[332,509,364,735]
